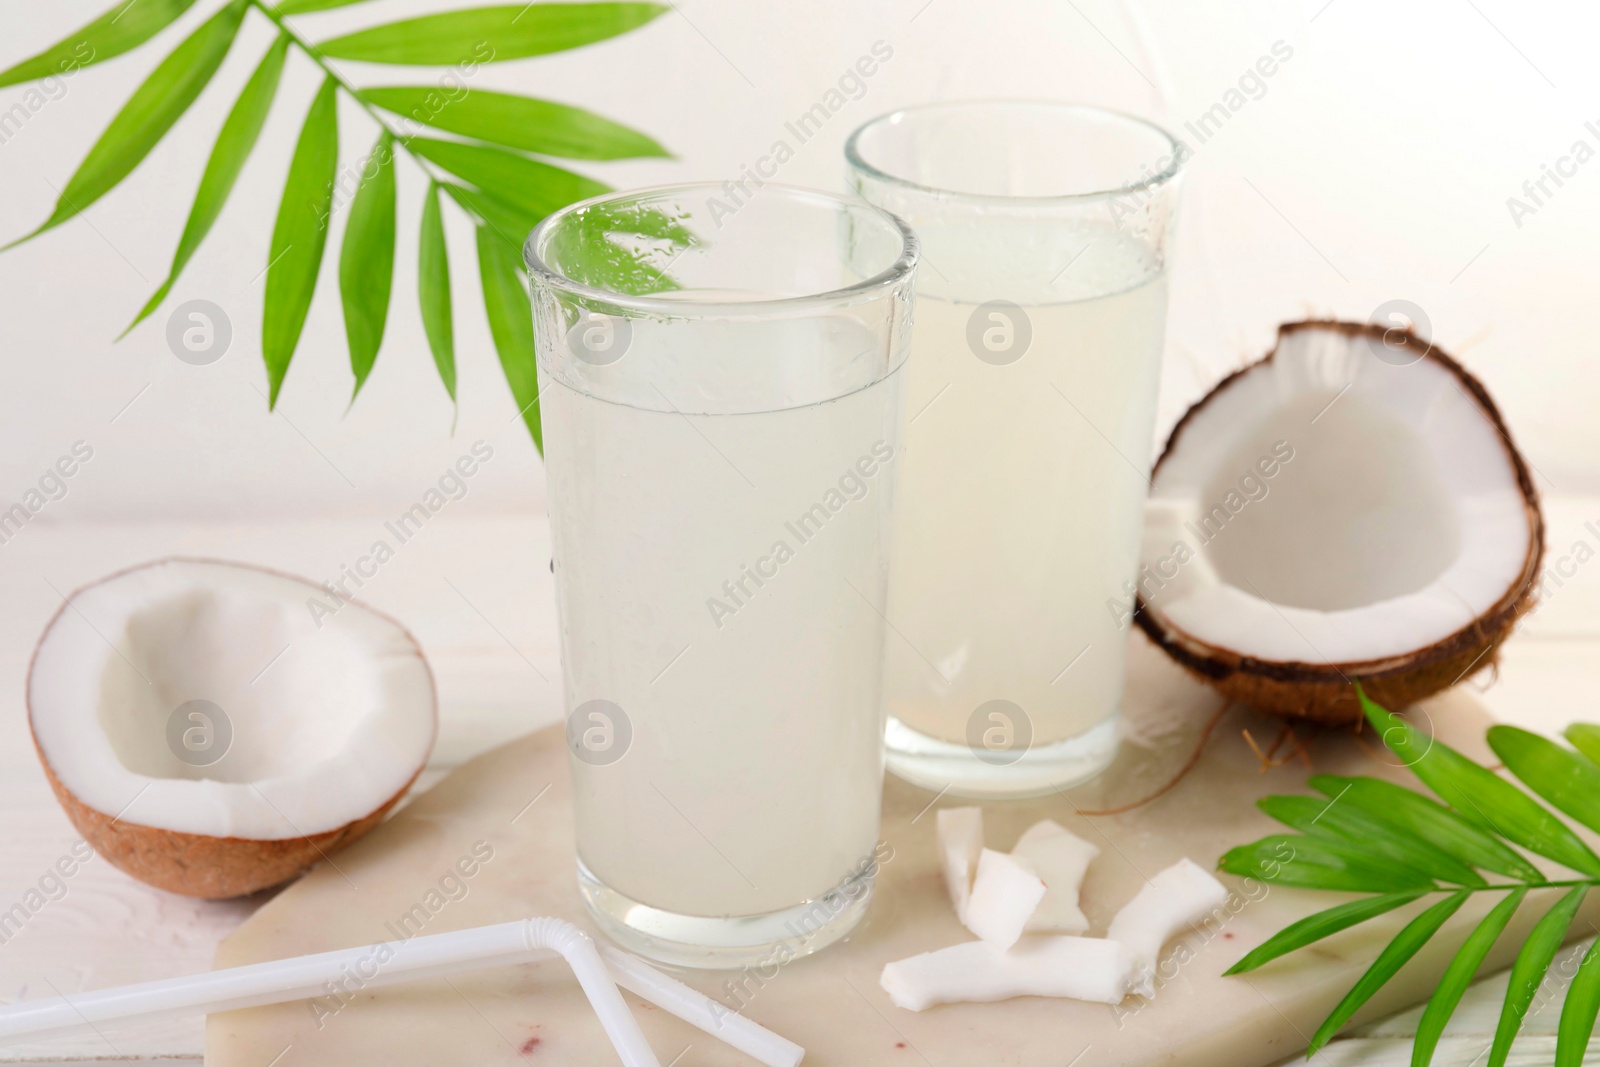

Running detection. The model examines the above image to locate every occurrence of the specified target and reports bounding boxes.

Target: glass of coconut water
[846,102,1185,798]
[525,184,917,967]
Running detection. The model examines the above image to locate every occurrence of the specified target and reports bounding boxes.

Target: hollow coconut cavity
[28,559,436,898]
[1135,320,1542,724]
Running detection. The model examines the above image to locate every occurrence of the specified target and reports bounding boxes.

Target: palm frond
[5,1,247,249]
[0,0,676,447]
[338,131,397,401]
[0,0,204,89]
[417,181,456,405]
[315,3,667,64]
[263,74,338,406]
[362,86,670,160]
[1223,685,1600,1064]
[124,32,290,336]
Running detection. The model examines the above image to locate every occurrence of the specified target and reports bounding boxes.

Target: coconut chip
[935,807,984,922]
[1011,820,1099,934]
[963,848,1047,949]
[1105,858,1229,996]
[908,806,1220,1012]
[880,936,1141,1012]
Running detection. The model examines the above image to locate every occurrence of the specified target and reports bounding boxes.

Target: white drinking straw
[0,917,803,1067]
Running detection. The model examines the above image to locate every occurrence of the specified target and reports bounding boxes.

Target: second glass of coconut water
[846,102,1185,797]
[526,184,917,967]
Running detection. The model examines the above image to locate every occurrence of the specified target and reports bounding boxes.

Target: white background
[1,0,1597,525]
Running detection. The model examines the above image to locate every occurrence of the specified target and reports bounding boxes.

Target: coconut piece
[1012,823,1099,934]
[1106,858,1229,995]
[964,848,1047,949]
[935,806,984,922]
[1135,320,1543,724]
[1013,817,1073,851]
[880,936,1140,1012]
[28,558,437,898]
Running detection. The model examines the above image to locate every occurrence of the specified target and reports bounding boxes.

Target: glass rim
[844,100,1186,207]
[523,182,919,318]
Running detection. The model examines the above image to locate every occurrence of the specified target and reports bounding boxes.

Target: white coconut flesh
[29,559,435,840]
[964,848,1047,949]
[1013,820,1098,934]
[880,936,1140,1012]
[1106,859,1230,996]
[1141,324,1535,666]
[936,806,984,921]
[893,813,1224,1010]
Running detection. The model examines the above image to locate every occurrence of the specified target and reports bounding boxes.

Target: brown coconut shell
[27,557,437,899]
[1134,320,1544,725]
[33,749,420,899]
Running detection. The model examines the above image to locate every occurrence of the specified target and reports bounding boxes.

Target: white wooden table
[1,501,1596,1065]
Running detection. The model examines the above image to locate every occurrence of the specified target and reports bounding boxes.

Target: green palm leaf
[1258,795,1485,887]
[0,0,201,89]
[1228,702,1600,1067]
[276,0,374,13]
[1413,888,1527,1067]
[5,0,246,249]
[1556,936,1600,1067]
[339,132,398,400]
[317,3,668,65]
[475,224,541,450]
[1308,891,1471,1057]
[441,183,540,253]
[1310,775,1545,882]
[124,32,290,337]
[1488,885,1589,1067]
[263,75,339,406]
[1361,688,1600,878]
[407,138,607,222]
[0,0,671,459]
[1224,891,1430,975]
[418,181,456,403]
[1566,725,1600,767]
[363,87,668,160]
[1218,834,1437,893]
[1491,725,1600,836]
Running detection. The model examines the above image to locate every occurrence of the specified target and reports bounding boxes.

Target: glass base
[884,712,1121,799]
[577,858,875,970]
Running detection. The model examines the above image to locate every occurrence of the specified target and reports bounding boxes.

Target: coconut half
[28,559,436,898]
[1135,320,1542,723]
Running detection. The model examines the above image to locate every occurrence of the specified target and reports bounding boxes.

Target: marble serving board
[208,643,1600,1067]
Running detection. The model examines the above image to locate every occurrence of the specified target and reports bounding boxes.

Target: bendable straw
[0,917,803,1067]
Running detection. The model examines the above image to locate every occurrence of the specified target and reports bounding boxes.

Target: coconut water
[884,244,1168,772]
[542,354,905,919]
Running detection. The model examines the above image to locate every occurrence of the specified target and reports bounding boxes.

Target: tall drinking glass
[846,102,1185,798]
[525,184,917,967]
